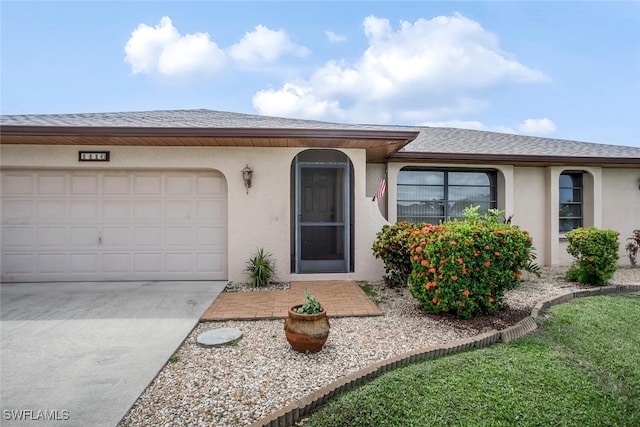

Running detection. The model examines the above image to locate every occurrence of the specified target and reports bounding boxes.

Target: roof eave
[390,151,640,168]
[0,125,420,141]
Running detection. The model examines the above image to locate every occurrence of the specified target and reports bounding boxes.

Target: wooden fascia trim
[0,125,419,142]
[389,151,640,167]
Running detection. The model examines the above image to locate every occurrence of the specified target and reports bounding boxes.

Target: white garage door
[1,170,227,282]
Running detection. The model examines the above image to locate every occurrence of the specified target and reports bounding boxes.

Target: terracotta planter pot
[284,306,330,353]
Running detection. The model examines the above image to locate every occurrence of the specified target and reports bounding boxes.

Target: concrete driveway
[0,280,226,427]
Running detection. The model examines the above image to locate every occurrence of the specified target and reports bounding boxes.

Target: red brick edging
[250,283,640,427]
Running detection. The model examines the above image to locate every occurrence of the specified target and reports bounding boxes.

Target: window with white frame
[397,168,497,224]
[559,171,583,233]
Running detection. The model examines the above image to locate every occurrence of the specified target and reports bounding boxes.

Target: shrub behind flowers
[408,207,539,319]
[565,227,619,286]
[372,221,422,288]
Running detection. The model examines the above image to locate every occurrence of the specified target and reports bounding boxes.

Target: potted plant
[284,289,330,353]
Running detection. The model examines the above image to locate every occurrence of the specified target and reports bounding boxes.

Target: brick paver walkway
[201,281,383,321]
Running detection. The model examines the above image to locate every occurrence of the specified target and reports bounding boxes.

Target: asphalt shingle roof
[0,109,400,132]
[2,109,639,160]
[403,127,640,159]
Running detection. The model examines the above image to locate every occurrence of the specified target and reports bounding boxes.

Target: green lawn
[304,295,640,427]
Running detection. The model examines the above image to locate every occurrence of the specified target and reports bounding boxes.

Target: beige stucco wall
[602,168,640,265]
[384,162,637,268]
[512,167,548,265]
[0,144,389,282]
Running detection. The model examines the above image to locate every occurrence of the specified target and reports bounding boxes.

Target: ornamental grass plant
[244,247,276,287]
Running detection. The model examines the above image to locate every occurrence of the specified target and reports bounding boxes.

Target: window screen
[397,168,497,224]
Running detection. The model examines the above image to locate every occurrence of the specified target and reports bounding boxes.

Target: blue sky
[2,1,639,147]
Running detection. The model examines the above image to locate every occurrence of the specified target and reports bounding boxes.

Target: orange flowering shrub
[565,227,619,286]
[408,208,538,319]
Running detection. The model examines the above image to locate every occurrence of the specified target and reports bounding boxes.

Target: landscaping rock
[196,327,242,347]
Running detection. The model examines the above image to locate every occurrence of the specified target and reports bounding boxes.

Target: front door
[294,151,351,273]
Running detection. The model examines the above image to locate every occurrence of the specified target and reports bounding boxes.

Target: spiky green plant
[244,248,276,287]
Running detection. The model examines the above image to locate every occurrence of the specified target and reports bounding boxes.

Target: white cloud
[229,25,310,66]
[325,30,347,43]
[253,13,549,125]
[252,83,344,120]
[124,16,225,78]
[518,118,557,135]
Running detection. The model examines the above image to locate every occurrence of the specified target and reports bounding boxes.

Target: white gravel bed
[119,267,640,427]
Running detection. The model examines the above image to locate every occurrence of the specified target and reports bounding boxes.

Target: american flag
[373,172,387,201]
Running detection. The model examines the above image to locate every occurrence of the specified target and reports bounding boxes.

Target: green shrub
[372,221,421,287]
[408,208,538,319]
[244,248,276,287]
[626,229,640,266]
[565,227,619,286]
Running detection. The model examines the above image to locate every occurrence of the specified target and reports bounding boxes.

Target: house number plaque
[79,151,110,162]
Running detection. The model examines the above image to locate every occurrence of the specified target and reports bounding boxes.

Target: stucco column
[386,163,401,223]
[545,167,561,266]
[588,167,603,228]
[499,165,515,216]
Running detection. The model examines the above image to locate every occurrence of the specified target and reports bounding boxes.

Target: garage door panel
[102,227,131,246]
[133,175,162,194]
[37,200,67,221]
[103,253,130,273]
[165,227,193,246]
[103,201,131,221]
[38,227,67,247]
[166,174,193,194]
[166,253,193,272]
[197,227,225,247]
[134,253,163,272]
[38,253,67,273]
[1,170,227,282]
[3,200,34,223]
[197,253,225,273]
[69,227,100,246]
[134,227,162,246]
[71,175,98,194]
[197,200,225,221]
[70,201,100,221]
[3,227,35,248]
[165,200,193,220]
[133,200,162,221]
[2,173,33,194]
[37,174,66,194]
[69,253,100,273]
[4,253,35,274]
[103,175,130,194]
[197,175,225,195]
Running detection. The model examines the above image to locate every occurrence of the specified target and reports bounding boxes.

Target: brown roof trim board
[390,151,640,167]
[0,125,419,163]
[0,124,419,141]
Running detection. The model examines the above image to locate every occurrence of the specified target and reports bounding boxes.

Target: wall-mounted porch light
[242,164,253,194]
